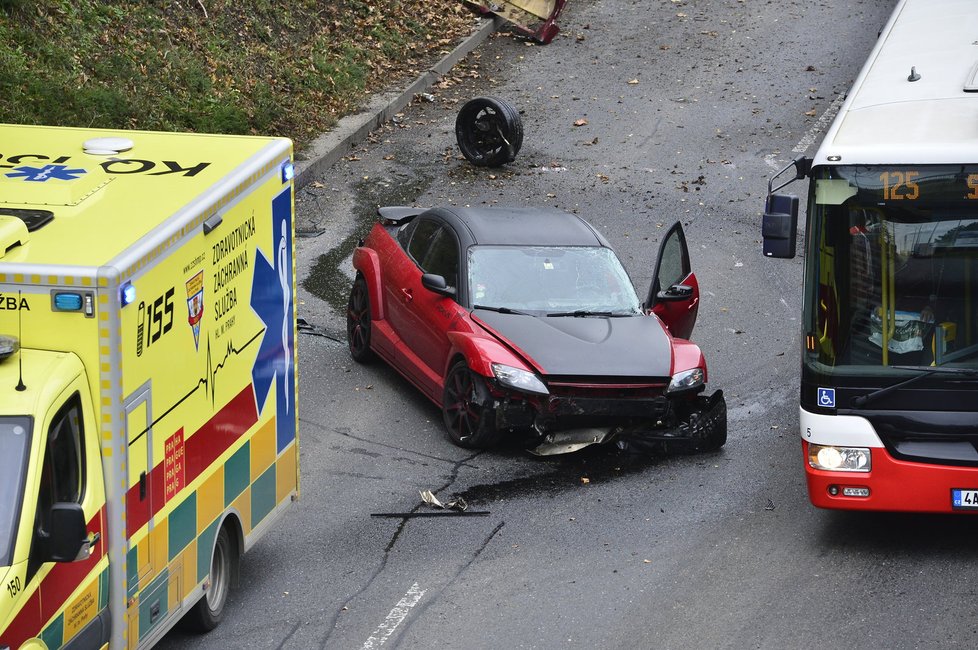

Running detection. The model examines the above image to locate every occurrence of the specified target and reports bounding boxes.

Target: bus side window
[26,393,86,583]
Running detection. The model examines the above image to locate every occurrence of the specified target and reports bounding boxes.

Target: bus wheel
[186,526,236,632]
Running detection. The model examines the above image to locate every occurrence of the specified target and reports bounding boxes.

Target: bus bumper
[803,440,978,513]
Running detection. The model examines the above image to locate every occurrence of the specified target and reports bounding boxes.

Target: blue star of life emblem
[250,188,296,452]
[6,164,87,182]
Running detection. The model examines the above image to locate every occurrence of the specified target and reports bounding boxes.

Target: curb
[294,16,501,190]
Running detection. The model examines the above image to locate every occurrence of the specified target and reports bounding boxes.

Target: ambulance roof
[0,124,290,272]
[815,0,978,166]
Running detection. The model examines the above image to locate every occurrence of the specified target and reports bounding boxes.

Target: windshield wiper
[850,365,978,408]
[546,310,632,318]
[472,304,532,316]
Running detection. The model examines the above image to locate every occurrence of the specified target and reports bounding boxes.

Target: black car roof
[428,206,611,248]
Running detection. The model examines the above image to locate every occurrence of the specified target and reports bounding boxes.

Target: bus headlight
[491,363,549,395]
[808,444,871,472]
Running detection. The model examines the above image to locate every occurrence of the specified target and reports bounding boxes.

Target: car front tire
[442,360,502,448]
[347,274,375,363]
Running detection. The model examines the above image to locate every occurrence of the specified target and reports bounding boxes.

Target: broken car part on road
[464,0,567,44]
[455,96,523,167]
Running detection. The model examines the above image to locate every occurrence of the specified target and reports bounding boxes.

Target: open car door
[645,221,699,340]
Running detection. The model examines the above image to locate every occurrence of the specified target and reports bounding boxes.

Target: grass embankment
[0,0,476,149]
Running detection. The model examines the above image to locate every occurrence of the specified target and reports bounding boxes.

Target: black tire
[442,360,502,448]
[455,97,523,167]
[185,526,235,632]
[347,274,375,363]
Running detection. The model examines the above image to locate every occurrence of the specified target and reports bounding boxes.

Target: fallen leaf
[574,118,588,127]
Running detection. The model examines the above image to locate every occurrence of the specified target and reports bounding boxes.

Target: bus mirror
[46,503,89,563]
[762,194,799,258]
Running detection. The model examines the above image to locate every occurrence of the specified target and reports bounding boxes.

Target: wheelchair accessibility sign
[817,387,836,408]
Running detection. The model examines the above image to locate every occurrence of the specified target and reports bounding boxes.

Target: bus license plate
[951,489,978,509]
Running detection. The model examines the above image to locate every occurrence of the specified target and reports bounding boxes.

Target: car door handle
[401,288,413,302]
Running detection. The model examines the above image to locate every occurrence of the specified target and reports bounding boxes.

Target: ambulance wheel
[455,97,523,167]
[347,274,375,363]
[442,360,502,448]
[186,526,235,632]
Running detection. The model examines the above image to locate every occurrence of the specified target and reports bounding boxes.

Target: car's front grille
[544,375,668,400]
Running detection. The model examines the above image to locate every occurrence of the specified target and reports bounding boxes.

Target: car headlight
[665,367,705,394]
[808,444,871,472]
[491,363,549,395]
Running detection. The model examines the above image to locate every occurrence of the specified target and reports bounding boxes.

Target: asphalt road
[161,1,978,649]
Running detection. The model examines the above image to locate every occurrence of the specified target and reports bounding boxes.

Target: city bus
[762,0,978,512]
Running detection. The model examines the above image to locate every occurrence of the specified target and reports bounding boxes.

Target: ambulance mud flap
[614,390,727,455]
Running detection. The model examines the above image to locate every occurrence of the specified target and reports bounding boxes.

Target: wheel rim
[347,282,370,355]
[444,367,482,441]
[207,535,229,614]
[469,109,505,157]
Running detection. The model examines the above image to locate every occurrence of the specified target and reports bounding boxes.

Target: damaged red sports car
[347,206,726,455]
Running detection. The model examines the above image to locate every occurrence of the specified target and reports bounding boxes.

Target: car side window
[27,393,86,583]
[397,219,418,249]
[423,229,459,289]
[658,229,687,288]
[408,219,440,265]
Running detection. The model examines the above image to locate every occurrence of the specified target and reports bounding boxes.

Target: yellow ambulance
[0,124,299,649]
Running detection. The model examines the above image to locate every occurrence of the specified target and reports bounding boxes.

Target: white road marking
[764,93,847,171]
[360,582,426,649]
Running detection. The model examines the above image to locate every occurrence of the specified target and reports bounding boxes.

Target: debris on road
[464,0,567,44]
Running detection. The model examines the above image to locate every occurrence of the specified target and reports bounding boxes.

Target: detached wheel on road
[347,274,375,363]
[455,97,523,167]
[442,360,502,448]
[185,525,235,632]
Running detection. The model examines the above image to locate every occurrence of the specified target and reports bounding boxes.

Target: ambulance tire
[347,274,376,363]
[455,97,523,167]
[186,526,236,632]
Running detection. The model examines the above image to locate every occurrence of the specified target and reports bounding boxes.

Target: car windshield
[0,416,32,566]
[804,165,978,378]
[467,245,641,315]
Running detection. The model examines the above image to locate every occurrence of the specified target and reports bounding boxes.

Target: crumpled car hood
[473,311,673,377]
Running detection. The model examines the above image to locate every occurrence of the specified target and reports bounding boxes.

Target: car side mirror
[46,502,90,563]
[421,273,456,297]
[762,194,799,259]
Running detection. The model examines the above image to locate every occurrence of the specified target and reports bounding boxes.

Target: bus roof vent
[964,60,978,92]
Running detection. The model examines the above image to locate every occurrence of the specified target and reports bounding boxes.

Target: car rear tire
[185,525,235,632]
[347,274,375,363]
[442,360,502,448]
[455,97,523,167]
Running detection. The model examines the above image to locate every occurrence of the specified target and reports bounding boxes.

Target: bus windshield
[804,165,978,377]
[0,416,32,566]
